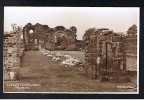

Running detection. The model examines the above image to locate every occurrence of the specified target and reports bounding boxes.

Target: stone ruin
[3,29,24,80]
[23,23,79,51]
[3,23,82,81]
[125,25,137,55]
[83,27,137,82]
[3,23,137,82]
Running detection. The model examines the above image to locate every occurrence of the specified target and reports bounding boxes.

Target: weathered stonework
[83,28,129,82]
[3,30,24,80]
[125,25,137,55]
[125,25,137,71]
[23,23,77,51]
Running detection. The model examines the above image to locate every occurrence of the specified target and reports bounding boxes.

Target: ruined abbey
[23,23,79,51]
[3,23,137,82]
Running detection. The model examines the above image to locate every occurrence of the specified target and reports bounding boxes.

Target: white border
[3,7,140,94]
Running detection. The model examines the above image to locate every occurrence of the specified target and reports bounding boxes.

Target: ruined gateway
[23,23,79,51]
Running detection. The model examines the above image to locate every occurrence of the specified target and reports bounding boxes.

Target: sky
[4,7,139,40]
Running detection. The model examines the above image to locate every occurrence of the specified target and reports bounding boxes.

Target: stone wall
[125,24,137,55]
[83,28,129,82]
[125,35,137,55]
[124,25,137,71]
[124,32,137,71]
[3,30,24,80]
[23,23,77,51]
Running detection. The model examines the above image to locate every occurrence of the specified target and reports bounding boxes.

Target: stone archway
[23,23,39,50]
[53,30,68,50]
[23,23,78,51]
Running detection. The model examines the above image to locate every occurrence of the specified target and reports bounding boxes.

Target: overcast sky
[4,7,139,40]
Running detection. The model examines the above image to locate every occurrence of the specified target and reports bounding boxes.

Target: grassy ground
[4,51,137,92]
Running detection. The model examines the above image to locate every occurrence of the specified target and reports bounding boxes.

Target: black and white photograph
[3,7,139,93]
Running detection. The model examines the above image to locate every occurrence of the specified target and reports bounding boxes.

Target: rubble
[52,56,60,61]
[39,47,81,67]
[61,56,80,66]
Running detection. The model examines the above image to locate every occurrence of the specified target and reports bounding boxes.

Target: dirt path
[4,51,137,92]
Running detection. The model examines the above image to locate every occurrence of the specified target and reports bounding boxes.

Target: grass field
[4,50,137,92]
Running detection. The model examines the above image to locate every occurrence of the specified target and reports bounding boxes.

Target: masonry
[23,23,79,51]
[3,24,137,81]
[3,29,24,80]
[83,26,137,82]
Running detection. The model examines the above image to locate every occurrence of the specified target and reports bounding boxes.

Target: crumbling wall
[23,23,40,50]
[125,35,137,55]
[3,30,24,80]
[83,28,129,82]
[125,24,137,55]
[23,23,78,51]
[124,25,137,71]
[44,26,77,50]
